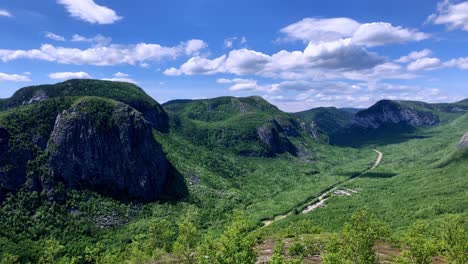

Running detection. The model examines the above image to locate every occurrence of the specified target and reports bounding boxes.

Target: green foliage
[173,209,200,263]
[395,221,437,264]
[440,215,468,264]
[323,209,389,264]
[196,211,256,264]
[39,238,64,264]
[0,253,19,264]
[293,106,354,135]
[288,240,305,256]
[270,241,286,264]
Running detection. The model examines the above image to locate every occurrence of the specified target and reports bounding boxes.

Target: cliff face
[47,99,170,201]
[349,100,439,129]
[458,132,468,149]
[256,119,298,157]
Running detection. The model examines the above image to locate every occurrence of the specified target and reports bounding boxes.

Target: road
[262,149,383,227]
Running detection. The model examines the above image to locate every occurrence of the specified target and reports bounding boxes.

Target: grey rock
[458,132,468,149]
[47,100,170,201]
[350,100,439,129]
[256,120,297,156]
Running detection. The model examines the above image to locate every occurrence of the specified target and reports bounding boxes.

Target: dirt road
[262,149,383,227]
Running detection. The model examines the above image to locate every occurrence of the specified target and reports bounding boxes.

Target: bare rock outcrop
[47,99,170,201]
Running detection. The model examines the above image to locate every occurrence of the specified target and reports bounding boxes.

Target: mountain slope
[164,96,304,157]
[293,107,354,136]
[0,80,175,203]
[0,79,169,132]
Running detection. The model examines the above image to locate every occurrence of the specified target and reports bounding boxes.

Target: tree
[270,241,286,264]
[173,209,199,263]
[440,216,467,264]
[39,238,64,264]
[395,221,436,264]
[323,209,389,264]
[197,211,256,264]
[216,211,257,264]
[0,253,19,264]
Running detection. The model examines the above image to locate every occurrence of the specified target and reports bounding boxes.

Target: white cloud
[407,57,442,71]
[216,78,279,93]
[45,32,66,42]
[224,36,248,48]
[279,17,429,46]
[101,72,138,84]
[183,39,207,55]
[0,39,206,66]
[396,49,432,63]
[303,38,384,69]
[165,55,226,76]
[279,17,360,42]
[165,41,384,78]
[0,72,31,82]
[428,0,468,31]
[57,0,121,24]
[225,49,271,74]
[0,9,12,17]
[352,22,429,47]
[224,37,236,48]
[71,34,112,46]
[113,72,129,78]
[444,57,468,69]
[48,71,91,80]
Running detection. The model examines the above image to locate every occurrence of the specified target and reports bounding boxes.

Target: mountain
[339,107,363,114]
[0,79,169,132]
[349,100,439,130]
[163,96,304,157]
[0,80,175,203]
[293,106,354,136]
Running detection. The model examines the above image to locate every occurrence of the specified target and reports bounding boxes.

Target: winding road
[262,149,383,227]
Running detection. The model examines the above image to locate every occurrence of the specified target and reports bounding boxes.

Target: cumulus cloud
[0,9,12,17]
[407,57,442,71]
[279,17,360,43]
[428,0,468,31]
[216,78,279,93]
[165,40,385,78]
[444,57,468,69]
[102,72,138,84]
[45,32,66,42]
[0,39,206,66]
[183,39,208,55]
[57,0,121,24]
[279,17,429,46]
[0,72,31,82]
[303,38,384,69]
[48,71,91,80]
[396,49,432,63]
[352,22,429,47]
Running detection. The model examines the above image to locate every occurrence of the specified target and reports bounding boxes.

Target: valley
[0,80,466,263]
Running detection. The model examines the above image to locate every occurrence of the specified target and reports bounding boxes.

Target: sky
[0,0,468,112]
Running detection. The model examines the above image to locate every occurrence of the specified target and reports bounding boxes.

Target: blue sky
[0,0,467,111]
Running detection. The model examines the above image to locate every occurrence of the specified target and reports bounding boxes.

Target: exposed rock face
[350,100,439,129]
[458,132,468,149]
[47,100,170,201]
[300,122,319,140]
[256,120,297,156]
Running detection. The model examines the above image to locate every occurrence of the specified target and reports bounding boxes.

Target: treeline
[0,207,466,263]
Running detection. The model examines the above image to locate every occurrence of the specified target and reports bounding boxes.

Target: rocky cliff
[256,119,297,156]
[47,98,170,201]
[349,100,439,129]
[458,132,468,149]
